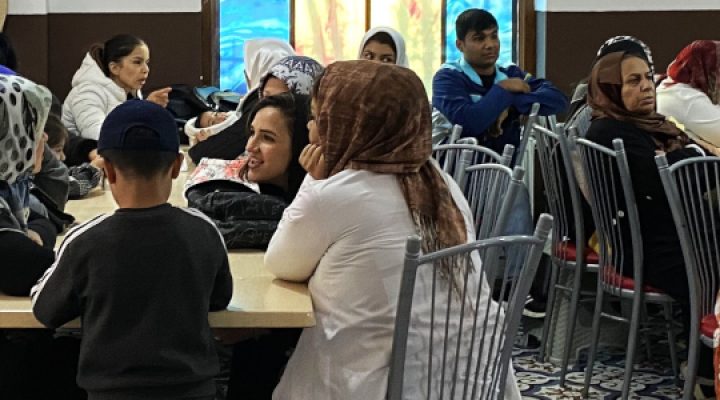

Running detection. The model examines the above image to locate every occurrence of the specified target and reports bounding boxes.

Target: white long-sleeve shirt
[657,80,720,148]
[266,169,521,400]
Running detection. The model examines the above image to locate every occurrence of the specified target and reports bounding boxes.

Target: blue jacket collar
[442,58,508,87]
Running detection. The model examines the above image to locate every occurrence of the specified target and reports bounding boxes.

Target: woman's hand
[196,130,210,142]
[146,87,172,108]
[27,230,43,246]
[299,144,328,180]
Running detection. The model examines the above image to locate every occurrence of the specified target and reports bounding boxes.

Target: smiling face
[456,26,499,75]
[361,40,397,64]
[245,106,292,187]
[109,44,150,93]
[620,56,655,114]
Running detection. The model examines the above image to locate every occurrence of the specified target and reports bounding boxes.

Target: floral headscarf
[258,56,324,96]
[243,39,295,91]
[595,35,655,76]
[667,40,720,104]
[314,60,466,279]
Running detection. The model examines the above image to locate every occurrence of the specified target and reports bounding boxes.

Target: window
[218,0,290,92]
[217,0,516,94]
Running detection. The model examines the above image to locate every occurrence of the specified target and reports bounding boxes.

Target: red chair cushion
[554,242,600,264]
[601,268,665,294]
[701,314,717,339]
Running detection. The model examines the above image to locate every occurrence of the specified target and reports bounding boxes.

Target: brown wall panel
[540,10,720,97]
[4,15,49,85]
[48,12,203,100]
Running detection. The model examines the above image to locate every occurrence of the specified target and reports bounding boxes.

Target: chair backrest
[656,155,720,325]
[463,164,524,241]
[514,103,541,167]
[533,123,589,266]
[448,124,463,145]
[572,137,644,294]
[387,214,553,400]
[455,137,479,146]
[432,143,514,187]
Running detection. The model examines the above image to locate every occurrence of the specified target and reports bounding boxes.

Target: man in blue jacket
[432,8,568,155]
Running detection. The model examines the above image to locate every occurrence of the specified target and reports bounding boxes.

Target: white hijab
[185,39,295,136]
[358,26,409,68]
[243,39,296,91]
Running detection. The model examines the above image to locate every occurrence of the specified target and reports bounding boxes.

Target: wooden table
[0,162,314,328]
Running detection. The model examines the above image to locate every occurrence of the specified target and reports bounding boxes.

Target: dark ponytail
[88,34,146,77]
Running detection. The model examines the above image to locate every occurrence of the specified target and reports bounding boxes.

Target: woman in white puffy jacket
[62,34,170,140]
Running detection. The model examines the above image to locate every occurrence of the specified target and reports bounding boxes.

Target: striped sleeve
[180,207,227,250]
[31,214,110,328]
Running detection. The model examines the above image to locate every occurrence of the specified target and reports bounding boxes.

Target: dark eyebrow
[258,129,277,137]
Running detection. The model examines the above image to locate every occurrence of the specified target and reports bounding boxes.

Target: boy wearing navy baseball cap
[32,100,233,400]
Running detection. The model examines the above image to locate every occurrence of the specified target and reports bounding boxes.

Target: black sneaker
[522,296,547,319]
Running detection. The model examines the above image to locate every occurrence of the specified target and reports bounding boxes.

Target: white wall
[8,0,46,15]
[8,0,201,14]
[535,0,720,12]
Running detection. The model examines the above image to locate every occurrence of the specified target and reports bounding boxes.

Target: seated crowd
[1,6,719,400]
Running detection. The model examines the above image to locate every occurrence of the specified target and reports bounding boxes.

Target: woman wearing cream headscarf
[187,38,296,163]
[358,26,409,67]
[0,74,56,296]
[265,60,520,399]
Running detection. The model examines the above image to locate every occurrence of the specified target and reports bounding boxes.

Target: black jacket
[585,118,710,302]
[32,204,232,398]
[186,181,288,249]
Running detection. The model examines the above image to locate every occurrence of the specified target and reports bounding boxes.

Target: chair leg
[559,262,585,387]
[621,293,644,400]
[640,304,653,361]
[538,259,560,363]
[582,280,605,398]
[682,322,701,400]
[662,302,679,385]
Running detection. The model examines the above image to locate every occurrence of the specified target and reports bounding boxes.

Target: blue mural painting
[444,0,514,67]
[219,0,290,93]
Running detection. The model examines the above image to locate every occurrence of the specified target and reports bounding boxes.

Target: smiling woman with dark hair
[185,92,311,249]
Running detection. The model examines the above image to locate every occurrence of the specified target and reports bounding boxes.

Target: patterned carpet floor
[513,346,684,399]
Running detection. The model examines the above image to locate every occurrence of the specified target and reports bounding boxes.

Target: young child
[44,113,103,199]
[31,99,233,400]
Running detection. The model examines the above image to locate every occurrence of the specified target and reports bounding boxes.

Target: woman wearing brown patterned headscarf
[657,40,720,151]
[586,50,717,392]
[265,60,521,400]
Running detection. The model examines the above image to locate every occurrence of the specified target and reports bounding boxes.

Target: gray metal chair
[387,214,553,400]
[514,103,541,167]
[574,137,679,399]
[463,165,524,241]
[432,143,514,188]
[656,155,720,400]
[532,124,598,386]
